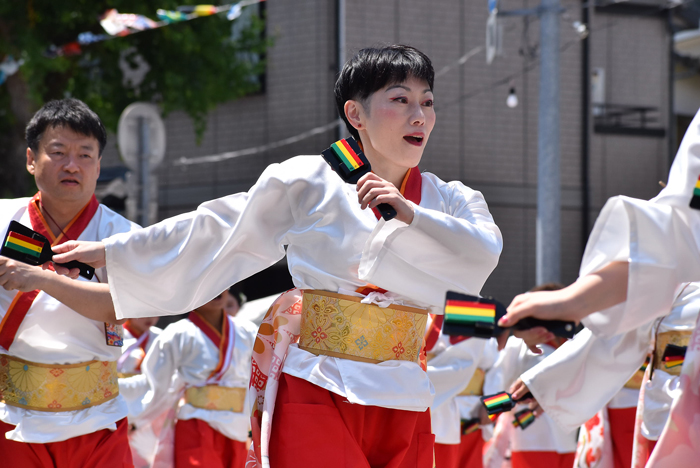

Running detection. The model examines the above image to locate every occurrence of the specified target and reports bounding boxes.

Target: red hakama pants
[608,407,636,468]
[434,443,459,468]
[0,418,133,468]
[510,451,576,468]
[458,429,484,468]
[434,429,484,468]
[174,418,247,468]
[269,373,435,468]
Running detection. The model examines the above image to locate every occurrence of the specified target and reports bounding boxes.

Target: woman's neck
[363,151,408,188]
[196,308,224,334]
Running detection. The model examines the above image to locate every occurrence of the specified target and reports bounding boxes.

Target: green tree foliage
[0,1,267,197]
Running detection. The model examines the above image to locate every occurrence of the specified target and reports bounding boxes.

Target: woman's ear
[344,100,364,131]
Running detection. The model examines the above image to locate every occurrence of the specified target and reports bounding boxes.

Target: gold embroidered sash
[458,368,485,396]
[298,290,428,364]
[0,354,118,412]
[652,330,693,377]
[185,385,246,412]
[117,372,139,379]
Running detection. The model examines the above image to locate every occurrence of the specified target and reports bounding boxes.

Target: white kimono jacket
[119,325,162,376]
[121,316,258,442]
[641,283,699,439]
[427,320,499,445]
[519,105,700,431]
[486,336,578,453]
[578,110,700,338]
[118,325,162,464]
[103,156,503,411]
[0,197,140,443]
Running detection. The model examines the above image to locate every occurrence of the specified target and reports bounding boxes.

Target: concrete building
[99,0,674,303]
[675,27,700,145]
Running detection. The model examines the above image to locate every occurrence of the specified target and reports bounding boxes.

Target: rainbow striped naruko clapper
[481,391,514,415]
[639,355,651,372]
[460,418,480,435]
[4,231,43,259]
[691,175,700,210]
[663,344,686,369]
[445,298,496,325]
[330,139,365,171]
[513,409,535,430]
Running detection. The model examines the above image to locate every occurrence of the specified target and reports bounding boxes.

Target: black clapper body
[321,137,398,221]
[1,220,95,280]
[443,291,576,339]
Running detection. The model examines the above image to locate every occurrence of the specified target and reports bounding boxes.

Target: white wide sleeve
[129,329,190,427]
[105,163,295,319]
[118,374,149,419]
[359,183,502,308]
[483,337,524,395]
[580,196,700,337]
[520,325,652,432]
[427,338,488,409]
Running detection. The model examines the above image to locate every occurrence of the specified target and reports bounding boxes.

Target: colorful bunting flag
[7,0,267,83]
[156,9,188,23]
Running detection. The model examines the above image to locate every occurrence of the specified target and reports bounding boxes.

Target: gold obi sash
[458,368,485,396]
[624,368,645,390]
[185,385,246,412]
[299,290,429,364]
[653,330,693,377]
[118,372,138,379]
[0,354,119,412]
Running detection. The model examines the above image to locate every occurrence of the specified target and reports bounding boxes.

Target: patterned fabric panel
[0,354,118,412]
[185,385,246,412]
[298,290,428,364]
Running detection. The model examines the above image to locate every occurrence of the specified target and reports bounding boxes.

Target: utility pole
[496,0,562,284]
[536,0,561,284]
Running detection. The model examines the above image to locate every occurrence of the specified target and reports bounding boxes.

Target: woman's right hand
[52,241,107,277]
[510,378,544,416]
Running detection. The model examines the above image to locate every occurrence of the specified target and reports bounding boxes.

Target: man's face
[357,76,436,170]
[223,290,240,316]
[26,125,101,207]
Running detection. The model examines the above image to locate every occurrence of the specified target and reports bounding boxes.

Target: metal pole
[580,0,591,253]
[536,0,561,284]
[138,116,150,227]
[336,0,346,140]
[667,9,675,167]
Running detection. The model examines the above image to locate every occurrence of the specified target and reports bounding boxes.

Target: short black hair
[334,45,434,142]
[25,98,107,156]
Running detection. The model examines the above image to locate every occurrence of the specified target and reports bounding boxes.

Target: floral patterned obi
[298,290,428,364]
[185,385,246,412]
[0,354,119,412]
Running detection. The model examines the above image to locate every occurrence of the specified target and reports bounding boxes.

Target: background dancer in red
[121,291,257,468]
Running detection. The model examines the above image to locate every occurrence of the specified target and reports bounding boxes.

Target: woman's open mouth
[403,135,424,146]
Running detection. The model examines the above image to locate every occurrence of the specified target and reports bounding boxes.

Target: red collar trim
[28,193,99,246]
[123,321,143,339]
[188,311,223,346]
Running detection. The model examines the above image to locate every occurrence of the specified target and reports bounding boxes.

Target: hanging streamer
[27,1,266,67]
[0,56,25,85]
